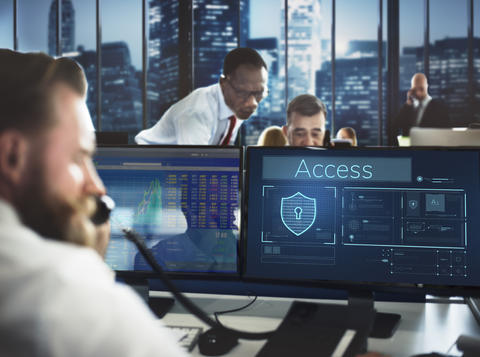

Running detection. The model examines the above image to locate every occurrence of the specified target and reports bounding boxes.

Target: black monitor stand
[466,297,480,326]
[123,278,175,318]
[348,291,401,338]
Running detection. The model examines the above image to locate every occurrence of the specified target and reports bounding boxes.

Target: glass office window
[0,0,13,49]
[147,0,180,128]
[285,0,327,103]
[101,0,142,138]
[242,0,285,145]
[193,0,239,89]
[334,0,378,146]
[399,0,424,110]
[17,0,51,54]
[65,0,97,129]
[474,0,480,122]
[430,0,468,126]
[381,0,387,144]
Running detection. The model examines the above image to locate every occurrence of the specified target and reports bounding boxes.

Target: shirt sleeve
[37,253,188,357]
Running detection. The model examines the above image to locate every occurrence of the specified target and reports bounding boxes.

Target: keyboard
[166,325,203,352]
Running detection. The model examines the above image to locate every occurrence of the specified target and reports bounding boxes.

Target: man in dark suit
[395,73,450,136]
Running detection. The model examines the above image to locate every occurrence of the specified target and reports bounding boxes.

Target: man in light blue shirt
[135,47,269,145]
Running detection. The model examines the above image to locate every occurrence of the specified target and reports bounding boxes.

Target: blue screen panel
[95,146,241,274]
[245,147,480,290]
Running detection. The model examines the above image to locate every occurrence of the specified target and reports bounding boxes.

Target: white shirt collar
[216,82,235,121]
[0,198,21,226]
[421,95,432,108]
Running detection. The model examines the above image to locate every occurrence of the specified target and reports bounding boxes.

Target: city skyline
[1,0,476,70]
[0,0,479,146]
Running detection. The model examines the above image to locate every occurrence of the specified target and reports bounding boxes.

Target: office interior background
[0,0,479,146]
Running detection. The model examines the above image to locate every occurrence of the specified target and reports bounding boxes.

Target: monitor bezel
[95,144,244,281]
[242,145,480,298]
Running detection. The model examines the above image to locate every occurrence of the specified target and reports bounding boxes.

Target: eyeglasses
[226,78,268,102]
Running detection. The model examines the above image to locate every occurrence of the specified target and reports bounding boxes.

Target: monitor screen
[94,146,242,276]
[244,147,480,295]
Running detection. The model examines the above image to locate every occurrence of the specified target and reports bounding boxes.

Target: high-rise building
[101,42,142,135]
[193,0,248,88]
[242,37,285,145]
[281,0,322,101]
[316,40,386,146]
[48,0,75,56]
[148,0,179,127]
[426,38,480,126]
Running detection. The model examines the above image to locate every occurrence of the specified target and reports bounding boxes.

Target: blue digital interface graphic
[245,148,480,289]
[280,192,317,236]
[95,147,241,274]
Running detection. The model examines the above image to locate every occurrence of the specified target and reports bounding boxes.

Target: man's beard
[15,160,97,248]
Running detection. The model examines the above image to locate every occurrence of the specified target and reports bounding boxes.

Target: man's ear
[0,130,29,186]
[282,125,288,137]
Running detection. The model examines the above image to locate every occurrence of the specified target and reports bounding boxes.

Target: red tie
[220,115,237,146]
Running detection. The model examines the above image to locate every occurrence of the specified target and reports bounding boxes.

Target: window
[18,0,51,53]
[333,0,379,146]
[474,0,480,122]
[193,0,239,89]
[0,0,13,49]
[67,0,97,128]
[399,0,424,109]
[430,0,468,126]
[147,0,180,128]
[6,0,480,144]
[100,0,142,137]
[242,0,285,145]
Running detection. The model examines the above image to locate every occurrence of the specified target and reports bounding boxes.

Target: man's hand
[406,88,415,106]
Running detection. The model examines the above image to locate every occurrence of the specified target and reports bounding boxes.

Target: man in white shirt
[135,47,269,145]
[0,50,186,357]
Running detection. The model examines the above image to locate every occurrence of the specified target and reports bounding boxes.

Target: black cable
[123,227,275,341]
[214,295,258,326]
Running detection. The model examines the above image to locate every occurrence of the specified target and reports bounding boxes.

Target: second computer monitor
[95,146,242,276]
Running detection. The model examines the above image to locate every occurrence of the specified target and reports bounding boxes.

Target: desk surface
[155,292,480,357]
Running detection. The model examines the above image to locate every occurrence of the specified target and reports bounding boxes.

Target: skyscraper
[281,0,322,101]
[193,0,248,88]
[242,37,285,145]
[316,41,386,146]
[101,42,142,135]
[48,0,75,56]
[148,0,179,127]
[427,38,480,126]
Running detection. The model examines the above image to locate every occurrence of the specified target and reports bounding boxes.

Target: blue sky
[0,0,476,70]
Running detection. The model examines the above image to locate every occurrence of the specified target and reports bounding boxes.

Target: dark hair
[0,49,87,134]
[222,47,267,77]
[286,94,327,125]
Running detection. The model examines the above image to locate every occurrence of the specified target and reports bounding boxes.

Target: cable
[214,295,258,326]
[123,227,275,340]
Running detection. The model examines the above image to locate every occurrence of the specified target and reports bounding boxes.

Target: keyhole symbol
[294,207,303,220]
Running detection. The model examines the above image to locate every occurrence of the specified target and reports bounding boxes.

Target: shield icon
[280,192,317,236]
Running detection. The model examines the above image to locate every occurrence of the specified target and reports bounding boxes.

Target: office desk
[154,292,480,356]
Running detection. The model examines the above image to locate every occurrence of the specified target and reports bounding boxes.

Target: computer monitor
[244,147,480,298]
[410,127,480,147]
[94,146,242,277]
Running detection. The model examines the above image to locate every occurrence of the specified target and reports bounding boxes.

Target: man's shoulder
[428,98,448,109]
[173,83,220,118]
